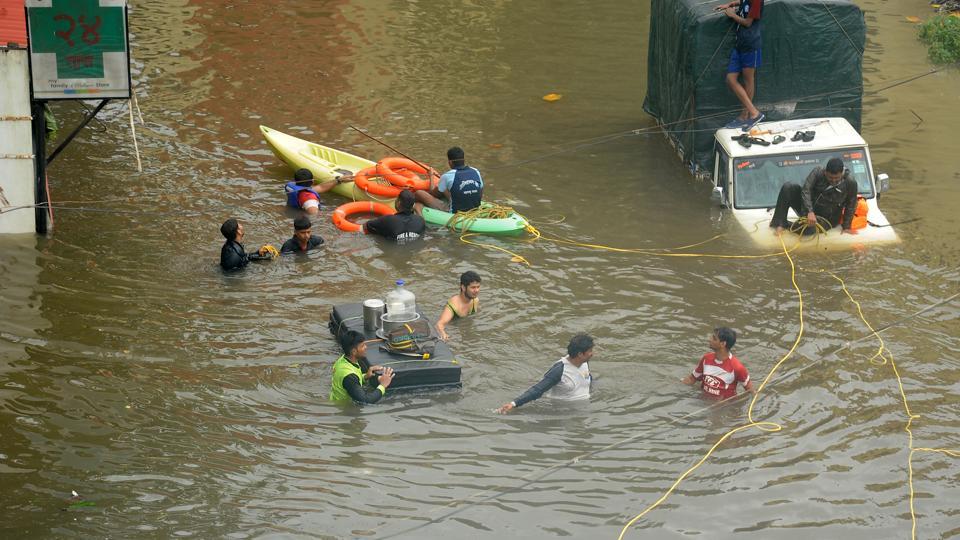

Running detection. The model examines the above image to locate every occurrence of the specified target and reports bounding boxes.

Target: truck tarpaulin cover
[643,0,865,176]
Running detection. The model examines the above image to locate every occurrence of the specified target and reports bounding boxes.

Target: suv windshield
[733,148,874,209]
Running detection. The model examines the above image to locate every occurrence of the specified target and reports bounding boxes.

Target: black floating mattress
[329,303,461,391]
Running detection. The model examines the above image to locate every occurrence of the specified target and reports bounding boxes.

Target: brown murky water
[1,1,958,538]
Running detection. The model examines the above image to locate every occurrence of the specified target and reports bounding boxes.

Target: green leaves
[919,14,960,64]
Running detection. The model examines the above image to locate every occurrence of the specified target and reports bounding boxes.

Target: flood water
[2,1,959,538]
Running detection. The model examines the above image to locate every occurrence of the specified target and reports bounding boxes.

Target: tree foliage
[919,14,960,64]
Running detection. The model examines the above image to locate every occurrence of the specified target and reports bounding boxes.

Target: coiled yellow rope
[260,244,280,258]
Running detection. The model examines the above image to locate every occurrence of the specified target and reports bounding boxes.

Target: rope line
[825,271,959,540]
[618,233,802,539]
[374,289,957,539]
[817,0,864,57]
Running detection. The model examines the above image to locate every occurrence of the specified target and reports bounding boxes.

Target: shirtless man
[435,271,481,341]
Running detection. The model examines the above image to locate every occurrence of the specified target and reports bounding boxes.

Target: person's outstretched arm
[496,362,563,414]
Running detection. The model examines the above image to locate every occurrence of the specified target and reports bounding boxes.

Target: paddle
[348,125,438,182]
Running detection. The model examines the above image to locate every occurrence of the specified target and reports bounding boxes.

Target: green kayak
[421,204,529,235]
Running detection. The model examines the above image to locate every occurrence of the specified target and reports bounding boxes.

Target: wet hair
[294,168,314,186]
[567,333,595,358]
[825,158,844,174]
[339,330,366,357]
[396,189,416,212]
[220,218,239,241]
[294,215,312,231]
[714,327,737,349]
[447,146,465,167]
[459,270,481,288]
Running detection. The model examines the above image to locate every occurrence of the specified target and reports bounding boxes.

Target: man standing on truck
[769,157,859,235]
[718,0,765,131]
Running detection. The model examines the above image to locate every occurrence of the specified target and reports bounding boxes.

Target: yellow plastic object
[542,93,562,102]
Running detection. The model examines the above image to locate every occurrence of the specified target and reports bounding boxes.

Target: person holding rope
[718,0,765,131]
[496,333,595,414]
[280,215,325,254]
[769,157,859,235]
[330,330,395,404]
[681,327,755,399]
[363,189,426,243]
[435,271,481,342]
[219,218,276,271]
[414,146,483,214]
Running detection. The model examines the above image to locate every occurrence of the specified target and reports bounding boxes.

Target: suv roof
[716,117,867,159]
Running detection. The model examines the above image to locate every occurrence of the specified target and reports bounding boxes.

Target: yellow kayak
[260,126,530,234]
[260,125,389,203]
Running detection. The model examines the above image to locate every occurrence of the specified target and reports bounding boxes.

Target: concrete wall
[0,48,36,234]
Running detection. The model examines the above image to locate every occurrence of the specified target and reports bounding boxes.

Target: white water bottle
[385,279,416,320]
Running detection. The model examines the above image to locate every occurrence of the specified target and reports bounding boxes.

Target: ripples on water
[2,0,959,538]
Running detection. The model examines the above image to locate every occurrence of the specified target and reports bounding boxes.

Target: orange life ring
[352,166,403,198]
[376,157,436,191]
[332,201,396,233]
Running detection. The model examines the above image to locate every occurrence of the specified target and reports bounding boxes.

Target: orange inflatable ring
[376,157,436,191]
[332,201,396,233]
[352,166,403,198]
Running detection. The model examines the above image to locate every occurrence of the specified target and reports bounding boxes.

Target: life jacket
[330,355,365,402]
[841,195,869,230]
[448,166,483,213]
[545,356,592,401]
[285,182,322,209]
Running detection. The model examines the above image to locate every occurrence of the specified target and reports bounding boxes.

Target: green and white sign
[26,0,130,100]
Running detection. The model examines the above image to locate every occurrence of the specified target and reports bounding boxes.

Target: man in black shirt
[770,157,859,235]
[219,218,274,271]
[364,189,426,243]
[280,215,325,254]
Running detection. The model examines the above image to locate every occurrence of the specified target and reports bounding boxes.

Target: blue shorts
[727,49,762,73]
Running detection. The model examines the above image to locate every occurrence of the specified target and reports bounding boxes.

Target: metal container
[380,311,421,334]
[362,299,385,333]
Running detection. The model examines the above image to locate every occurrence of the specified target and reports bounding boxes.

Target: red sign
[0,0,28,47]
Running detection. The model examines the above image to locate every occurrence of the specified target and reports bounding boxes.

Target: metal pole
[31,100,47,234]
[46,98,110,165]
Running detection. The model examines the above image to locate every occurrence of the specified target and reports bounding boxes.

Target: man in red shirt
[682,327,755,399]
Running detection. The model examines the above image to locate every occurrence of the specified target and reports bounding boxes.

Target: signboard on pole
[26,0,130,100]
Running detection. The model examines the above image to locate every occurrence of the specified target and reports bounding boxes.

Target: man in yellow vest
[330,330,395,404]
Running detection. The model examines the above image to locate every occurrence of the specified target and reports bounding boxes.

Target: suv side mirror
[711,186,727,208]
[877,173,890,193]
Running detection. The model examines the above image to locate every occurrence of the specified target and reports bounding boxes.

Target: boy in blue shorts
[718,0,765,131]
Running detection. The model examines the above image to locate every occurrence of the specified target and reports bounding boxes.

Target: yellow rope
[618,233,801,539]
[260,244,280,258]
[618,256,958,539]
[450,203,534,265]
[825,271,959,540]
[532,226,802,260]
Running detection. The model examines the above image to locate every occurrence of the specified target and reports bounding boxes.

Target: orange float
[850,195,868,230]
[376,157,435,191]
[332,201,396,233]
[352,166,403,198]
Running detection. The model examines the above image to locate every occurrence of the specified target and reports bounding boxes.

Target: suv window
[733,148,874,209]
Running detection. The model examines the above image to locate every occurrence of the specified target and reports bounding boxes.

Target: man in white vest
[496,334,595,414]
